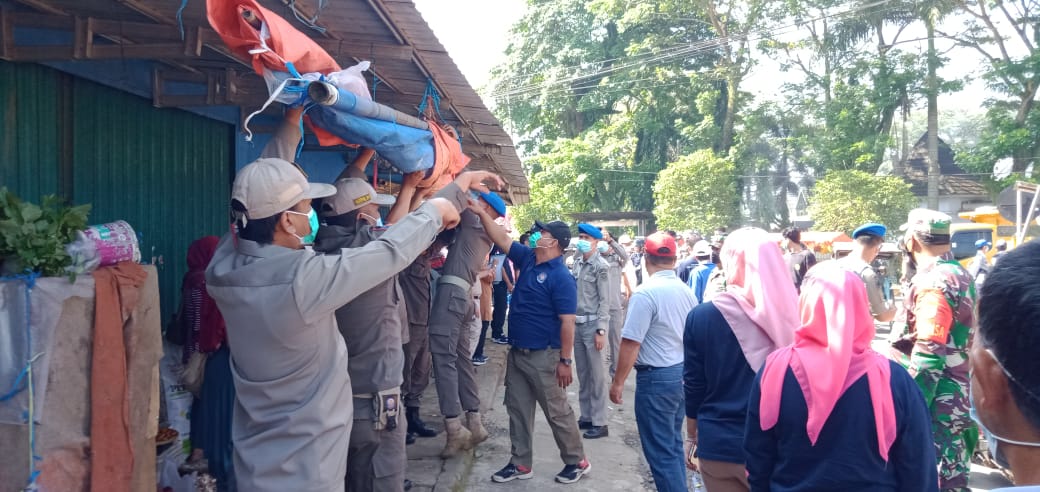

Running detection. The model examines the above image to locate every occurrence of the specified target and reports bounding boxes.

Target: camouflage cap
[900,208,952,244]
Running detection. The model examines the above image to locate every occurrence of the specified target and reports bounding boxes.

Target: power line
[492,0,905,100]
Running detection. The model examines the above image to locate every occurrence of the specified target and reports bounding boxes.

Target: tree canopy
[491,0,1039,232]
[807,170,918,233]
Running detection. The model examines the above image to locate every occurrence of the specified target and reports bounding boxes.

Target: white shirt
[621,269,698,367]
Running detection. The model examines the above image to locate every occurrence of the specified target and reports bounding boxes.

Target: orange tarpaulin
[421,123,471,189]
[206,0,340,76]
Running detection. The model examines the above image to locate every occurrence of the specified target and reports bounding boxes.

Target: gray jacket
[205,203,443,492]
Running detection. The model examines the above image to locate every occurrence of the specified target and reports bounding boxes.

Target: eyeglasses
[986,348,1040,403]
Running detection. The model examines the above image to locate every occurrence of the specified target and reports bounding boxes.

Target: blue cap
[975,239,991,249]
[852,223,886,239]
[478,191,507,217]
[577,223,603,240]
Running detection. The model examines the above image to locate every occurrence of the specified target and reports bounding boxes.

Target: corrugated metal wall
[0,62,62,202]
[0,61,232,321]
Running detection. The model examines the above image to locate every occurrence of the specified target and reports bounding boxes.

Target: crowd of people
[171,107,1040,492]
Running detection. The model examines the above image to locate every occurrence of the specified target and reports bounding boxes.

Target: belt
[634,363,680,372]
[575,314,599,324]
[511,346,549,354]
[438,274,471,291]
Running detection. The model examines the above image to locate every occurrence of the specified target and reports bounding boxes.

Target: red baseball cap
[644,232,677,257]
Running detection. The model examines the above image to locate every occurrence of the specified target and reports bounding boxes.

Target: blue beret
[852,223,886,239]
[478,191,507,217]
[577,223,603,239]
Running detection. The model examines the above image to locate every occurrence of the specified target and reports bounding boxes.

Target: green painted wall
[0,61,232,321]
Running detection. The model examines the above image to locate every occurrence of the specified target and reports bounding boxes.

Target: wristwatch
[559,358,573,366]
[595,328,606,336]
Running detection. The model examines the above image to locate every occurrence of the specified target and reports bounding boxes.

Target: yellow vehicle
[950,207,1020,267]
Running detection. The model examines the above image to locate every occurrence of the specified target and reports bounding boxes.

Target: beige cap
[232,158,336,221]
[320,178,396,217]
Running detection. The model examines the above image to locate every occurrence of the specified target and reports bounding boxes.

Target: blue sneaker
[492,463,533,483]
[472,355,488,366]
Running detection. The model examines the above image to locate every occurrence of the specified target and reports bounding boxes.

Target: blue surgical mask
[597,242,610,254]
[529,231,542,249]
[359,212,384,228]
[286,208,319,245]
[576,239,592,253]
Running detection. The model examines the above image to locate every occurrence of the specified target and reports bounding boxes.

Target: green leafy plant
[0,188,91,278]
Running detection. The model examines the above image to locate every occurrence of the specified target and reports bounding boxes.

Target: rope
[417,78,445,122]
[417,79,462,144]
[176,0,189,40]
[371,75,381,101]
[289,0,328,34]
[0,271,42,489]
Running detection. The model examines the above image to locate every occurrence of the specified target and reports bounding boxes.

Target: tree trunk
[926,11,940,210]
[895,98,909,177]
[720,73,739,154]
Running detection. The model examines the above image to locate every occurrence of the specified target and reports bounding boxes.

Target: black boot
[406,406,438,438]
[406,432,416,445]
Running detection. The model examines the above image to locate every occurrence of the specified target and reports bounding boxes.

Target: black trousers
[491,281,509,339]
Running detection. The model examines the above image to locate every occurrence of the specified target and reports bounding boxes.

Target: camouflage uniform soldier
[899,209,978,492]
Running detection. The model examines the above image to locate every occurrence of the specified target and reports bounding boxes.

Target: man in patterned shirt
[899,208,978,492]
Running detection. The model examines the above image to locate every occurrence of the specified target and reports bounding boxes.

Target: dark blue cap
[577,223,603,240]
[479,191,507,217]
[852,223,886,239]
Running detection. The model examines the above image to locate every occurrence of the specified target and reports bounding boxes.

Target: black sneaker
[492,463,533,483]
[577,420,592,430]
[472,355,488,366]
[555,458,591,484]
[492,337,510,345]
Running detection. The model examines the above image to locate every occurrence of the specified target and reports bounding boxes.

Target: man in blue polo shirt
[468,205,591,485]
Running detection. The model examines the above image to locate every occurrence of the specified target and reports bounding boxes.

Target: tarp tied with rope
[206,0,470,183]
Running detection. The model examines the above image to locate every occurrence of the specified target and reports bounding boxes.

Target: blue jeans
[635,363,687,492]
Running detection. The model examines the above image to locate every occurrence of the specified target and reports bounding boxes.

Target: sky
[412,0,997,122]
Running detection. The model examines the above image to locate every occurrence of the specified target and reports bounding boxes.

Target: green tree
[940,0,1040,180]
[652,150,740,232]
[807,170,917,232]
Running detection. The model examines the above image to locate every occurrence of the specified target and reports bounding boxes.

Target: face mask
[597,242,610,254]
[969,349,1040,469]
[576,239,592,253]
[359,212,384,228]
[529,231,542,249]
[286,208,319,245]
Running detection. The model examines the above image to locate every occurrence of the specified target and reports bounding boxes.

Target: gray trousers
[506,348,585,468]
[574,321,609,426]
[608,307,624,376]
[346,398,407,492]
[429,283,480,417]
[402,322,432,408]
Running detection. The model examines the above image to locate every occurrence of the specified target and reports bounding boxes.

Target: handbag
[181,351,208,396]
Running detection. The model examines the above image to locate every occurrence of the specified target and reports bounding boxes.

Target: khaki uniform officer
[598,230,630,377]
[400,231,455,440]
[311,178,413,492]
[429,191,508,457]
[570,223,611,439]
[205,159,463,491]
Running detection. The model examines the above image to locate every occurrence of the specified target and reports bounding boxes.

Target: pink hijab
[712,227,800,371]
[758,263,897,461]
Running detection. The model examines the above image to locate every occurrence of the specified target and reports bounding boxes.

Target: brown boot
[465,411,489,445]
[440,416,473,458]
